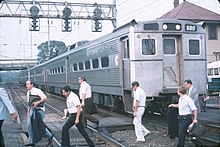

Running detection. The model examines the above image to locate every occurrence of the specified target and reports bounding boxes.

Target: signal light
[29,18,39,31]
[62,18,72,32]
[92,20,102,32]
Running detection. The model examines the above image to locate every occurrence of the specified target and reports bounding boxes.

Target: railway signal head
[29,17,40,31]
[92,20,102,32]
[62,18,72,32]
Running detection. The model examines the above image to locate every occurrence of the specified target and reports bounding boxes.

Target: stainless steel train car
[18,19,207,114]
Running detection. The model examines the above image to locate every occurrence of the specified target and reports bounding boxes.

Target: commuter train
[207,60,220,94]
[18,19,207,114]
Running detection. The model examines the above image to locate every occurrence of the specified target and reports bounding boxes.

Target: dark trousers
[82,98,99,127]
[0,120,5,147]
[61,113,94,146]
[177,115,192,147]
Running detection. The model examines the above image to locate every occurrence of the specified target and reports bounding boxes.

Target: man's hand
[133,111,137,117]
[75,118,79,125]
[12,112,18,121]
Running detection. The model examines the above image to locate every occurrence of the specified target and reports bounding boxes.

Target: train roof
[207,60,220,69]
[30,19,205,70]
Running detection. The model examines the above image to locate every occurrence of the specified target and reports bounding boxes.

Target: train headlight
[175,24,181,30]
[162,24,168,30]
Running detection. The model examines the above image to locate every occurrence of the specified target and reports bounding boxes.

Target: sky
[0,0,220,61]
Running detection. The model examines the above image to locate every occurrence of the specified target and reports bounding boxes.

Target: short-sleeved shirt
[133,87,146,107]
[66,91,81,114]
[178,94,197,115]
[27,87,47,111]
[79,81,91,99]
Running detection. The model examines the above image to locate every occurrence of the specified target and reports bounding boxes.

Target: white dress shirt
[79,81,92,99]
[133,87,146,107]
[66,92,81,114]
[178,94,197,115]
[27,87,47,111]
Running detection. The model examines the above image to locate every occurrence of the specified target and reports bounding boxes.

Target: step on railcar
[18,19,207,114]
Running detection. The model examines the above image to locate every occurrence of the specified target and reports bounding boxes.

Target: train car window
[142,39,156,55]
[163,39,175,54]
[55,68,57,74]
[208,24,217,40]
[58,67,60,73]
[78,62,84,70]
[101,56,109,68]
[85,60,91,70]
[208,69,213,76]
[189,39,200,55]
[92,59,99,69]
[214,68,218,75]
[123,39,130,58]
[73,63,77,71]
[61,66,64,73]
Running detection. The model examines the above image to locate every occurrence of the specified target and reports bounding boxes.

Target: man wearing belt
[169,85,198,147]
[79,75,99,129]
[131,81,150,144]
[61,86,94,147]
[26,80,53,146]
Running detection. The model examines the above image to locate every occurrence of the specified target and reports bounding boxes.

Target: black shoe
[47,135,53,145]
[25,143,35,146]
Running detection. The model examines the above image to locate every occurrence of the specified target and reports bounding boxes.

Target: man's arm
[75,105,81,124]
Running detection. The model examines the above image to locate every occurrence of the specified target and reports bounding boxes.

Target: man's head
[131,81,139,91]
[78,75,86,84]
[62,85,71,97]
[184,79,192,89]
[26,80,34,90]
[177,85,187,96]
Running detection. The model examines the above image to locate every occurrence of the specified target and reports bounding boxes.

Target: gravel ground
[111,129,194,147]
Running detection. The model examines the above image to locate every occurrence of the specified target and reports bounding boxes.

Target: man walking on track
[78,75,99,129]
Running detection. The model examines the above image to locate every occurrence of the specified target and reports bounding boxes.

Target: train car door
[162,36,183,92]
[120,37,133,112]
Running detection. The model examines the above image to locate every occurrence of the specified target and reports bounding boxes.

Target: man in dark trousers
[61,85,94,147]
[169,85,198,147]
[78,75,99,129]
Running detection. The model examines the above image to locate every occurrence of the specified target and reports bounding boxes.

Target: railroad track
[6,83,220,147]
[7,83,126,147]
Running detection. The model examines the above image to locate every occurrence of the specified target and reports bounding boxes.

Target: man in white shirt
[26,80,53,146]
[61,85,94,147]
[0,88,18,147]
[131,81,150,144]
[79,75,99,129]
[169,85,198,147]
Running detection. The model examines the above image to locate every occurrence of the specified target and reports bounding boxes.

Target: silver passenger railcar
[19,19,207,114]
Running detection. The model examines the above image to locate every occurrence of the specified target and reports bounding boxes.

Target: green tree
[37,41,68,63]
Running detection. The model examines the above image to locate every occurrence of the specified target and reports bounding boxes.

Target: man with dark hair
[61,85,94,147]
[131,81,150,144]
[78,75,99,129]
[184,79,201,112]
[25,80,53,146]
[169,85,198,147]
